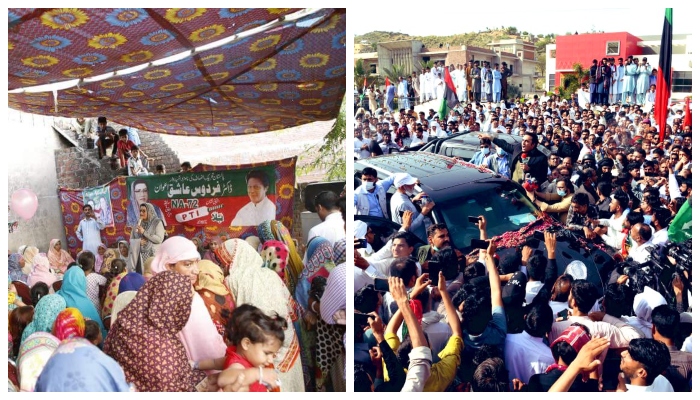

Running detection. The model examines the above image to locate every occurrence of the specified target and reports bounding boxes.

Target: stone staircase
[53,120,181,188]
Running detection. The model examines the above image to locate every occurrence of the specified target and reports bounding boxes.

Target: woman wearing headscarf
[19,246,39,276]
[95,243,108,273]
[201,240,223,267]
[21,294,66,343]
[35,338,131,392]
[128,203,165,274]
[297,237,335,313]
[258,220,304,295]
[9,253,27,283]
[118,272,146,293]
[117,240,130,262]
[16,332,60,392]
[150,236,226,363]
[46,239,74,273]
[223,238,304,392]
[260,240,290,280]
[104,271,207,392]
[111,291,138,325]
[297,237,337,391]
[26,254,59,290]
[194,259,235,337]
[51,308,86,341]
[57,265,107,340]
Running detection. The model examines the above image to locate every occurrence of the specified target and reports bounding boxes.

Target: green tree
[299,95,346,181]
[505,26,518,35]
[382,64,409,85]
[554,62,588,99]
[354,59,376,91]
[419,59,434,70]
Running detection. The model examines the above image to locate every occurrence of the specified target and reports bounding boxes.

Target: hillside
[355,29,553,53]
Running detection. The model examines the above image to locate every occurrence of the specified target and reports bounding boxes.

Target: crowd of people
[9,189,347,391]
[353,83,692,391]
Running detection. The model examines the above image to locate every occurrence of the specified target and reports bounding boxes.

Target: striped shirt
[320,262,345,325]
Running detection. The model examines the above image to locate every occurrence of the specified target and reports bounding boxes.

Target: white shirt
[626,375,674,392]
[307,212,345,244]
[230,196,276,226]
[524,281,545,305]
[628,240,655,264]
[354,137,371,159]
[504,331,555,383]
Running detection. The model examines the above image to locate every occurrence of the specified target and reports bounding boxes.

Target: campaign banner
[126,166,277,227]
[82,185,114,228]
[59,157,296,257]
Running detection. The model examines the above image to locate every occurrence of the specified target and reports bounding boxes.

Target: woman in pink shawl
[150,236,227,364]
[26,254,59,289]
[46,239,74,273]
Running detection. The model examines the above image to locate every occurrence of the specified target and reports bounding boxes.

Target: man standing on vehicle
[478,132,548,187]
[390,173,434,242]
[354,167,396,219]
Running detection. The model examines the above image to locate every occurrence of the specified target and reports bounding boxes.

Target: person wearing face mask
[483,145,512,178]
[469,138,492,166]
[389,173,435,243]
[354,167,397,220]
[529,178,574,224]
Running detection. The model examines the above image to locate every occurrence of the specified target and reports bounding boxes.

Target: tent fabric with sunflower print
[8,8,346,136]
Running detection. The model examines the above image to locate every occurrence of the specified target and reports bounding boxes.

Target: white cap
[394,173,417,188]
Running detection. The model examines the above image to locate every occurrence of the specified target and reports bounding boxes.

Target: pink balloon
[11,188,39,220]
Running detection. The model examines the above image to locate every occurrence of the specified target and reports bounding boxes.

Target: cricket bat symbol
[175,204,224,223]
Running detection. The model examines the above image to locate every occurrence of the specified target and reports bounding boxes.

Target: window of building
[606,41,620,55]
[548,74,555,89]
[369,64,377,74]
[672,71,692,93]
[549,49,556,58]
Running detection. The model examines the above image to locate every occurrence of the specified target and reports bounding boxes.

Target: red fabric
[683,97,692,128]
[409,299,423,325]
[224,345,268,392]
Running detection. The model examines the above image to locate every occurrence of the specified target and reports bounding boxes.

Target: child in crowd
[196,304,286,392]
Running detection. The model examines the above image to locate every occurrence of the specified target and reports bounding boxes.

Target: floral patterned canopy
[8,8,346,136]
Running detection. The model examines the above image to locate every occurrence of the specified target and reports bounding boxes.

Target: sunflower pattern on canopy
[8,8,346,136]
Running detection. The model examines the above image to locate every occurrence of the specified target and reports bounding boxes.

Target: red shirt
[116,139,136,165]
[224,346,268,392]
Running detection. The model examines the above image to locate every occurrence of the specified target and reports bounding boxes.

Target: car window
[435,181,539,252]
[449,147,478,161]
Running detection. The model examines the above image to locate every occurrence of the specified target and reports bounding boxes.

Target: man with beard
[558,128,581,162]
[594,190,630,251]
[480,132,548,186]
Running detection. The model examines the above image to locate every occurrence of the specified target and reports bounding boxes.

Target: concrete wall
[7,111,69,254]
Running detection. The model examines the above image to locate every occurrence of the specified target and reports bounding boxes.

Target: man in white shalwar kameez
[492,66,503,103]
[419,69,429,103]
[636,58,652,106]
[611,57,625,104]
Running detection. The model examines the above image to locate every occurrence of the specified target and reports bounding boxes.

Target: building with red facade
[545,32,692,99]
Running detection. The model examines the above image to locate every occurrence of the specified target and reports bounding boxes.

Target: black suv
[354,152,611,294]
[418,130,551,162]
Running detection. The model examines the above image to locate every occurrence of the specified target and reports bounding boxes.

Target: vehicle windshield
[435,180,540,252]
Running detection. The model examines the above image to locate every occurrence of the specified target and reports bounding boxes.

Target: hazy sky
[354,5,691,38]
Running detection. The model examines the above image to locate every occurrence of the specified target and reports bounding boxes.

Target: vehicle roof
[355,152,506,202]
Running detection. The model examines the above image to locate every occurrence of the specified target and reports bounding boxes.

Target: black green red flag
[438,69,459,120]
[654,8,673,142]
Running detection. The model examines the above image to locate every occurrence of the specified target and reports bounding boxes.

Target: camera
[666,240,692,273]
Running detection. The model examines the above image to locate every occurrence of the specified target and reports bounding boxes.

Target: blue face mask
[557,189,567,197]
[482,147,490,156]
[497,148,506,156]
